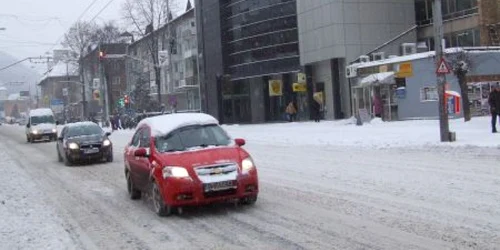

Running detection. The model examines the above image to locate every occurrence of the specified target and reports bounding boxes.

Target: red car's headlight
[162,166,189,179]
[241,157,255,174]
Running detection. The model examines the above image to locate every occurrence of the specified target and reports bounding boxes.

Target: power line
[44,0,100,55]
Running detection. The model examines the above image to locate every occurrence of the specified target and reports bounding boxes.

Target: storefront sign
[292,83,307,92]
[268,80,283,96]
[396,62,413,78]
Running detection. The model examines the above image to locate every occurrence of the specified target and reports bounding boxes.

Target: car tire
[152,181,172,217]
[57,148,63,162]
[240,195,258,205]
[64,154,73,167]
[126,172,141,200]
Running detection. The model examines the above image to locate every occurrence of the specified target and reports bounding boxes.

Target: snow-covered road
[1,123,499,249]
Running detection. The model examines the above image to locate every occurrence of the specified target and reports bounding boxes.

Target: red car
[124,113,259,216]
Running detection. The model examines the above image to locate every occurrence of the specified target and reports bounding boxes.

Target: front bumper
[30,132,57,141]
[160,171,259,207]
[66,146,112,162]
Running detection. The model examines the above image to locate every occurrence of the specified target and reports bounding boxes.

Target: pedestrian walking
[488,86,500,133]
[285,101,297,122]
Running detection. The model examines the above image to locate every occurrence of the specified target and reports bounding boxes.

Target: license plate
[204,180,235,192]
[42,136,49,140]
[83,148,99,154]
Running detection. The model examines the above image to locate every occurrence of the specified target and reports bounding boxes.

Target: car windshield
[67,124,103,137]
[31,115,55,125]
[155,124,231,153]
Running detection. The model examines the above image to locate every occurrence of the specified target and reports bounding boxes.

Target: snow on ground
[0,141,75,249]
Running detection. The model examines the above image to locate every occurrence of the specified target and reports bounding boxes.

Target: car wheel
[57,148,63,162]
[152,181,172,217]
[240,195,258,205]
[126,172,141,200]
[64,154,73,167]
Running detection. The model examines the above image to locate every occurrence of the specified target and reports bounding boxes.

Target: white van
[25,108,58,143]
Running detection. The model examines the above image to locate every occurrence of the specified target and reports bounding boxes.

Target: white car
[25,108,58,143]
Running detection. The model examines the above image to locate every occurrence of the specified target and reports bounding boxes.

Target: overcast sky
[0,0,188,74]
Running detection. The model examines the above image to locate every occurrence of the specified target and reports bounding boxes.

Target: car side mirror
[26,123,30,128]
[58,136,64,141]
[134,148,149,157]
[235,138,246,147]
[56,121,60,125]
[105,132,112,137]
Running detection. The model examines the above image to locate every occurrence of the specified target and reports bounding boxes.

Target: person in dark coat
[311,99,321,122]
[488,86,500,133]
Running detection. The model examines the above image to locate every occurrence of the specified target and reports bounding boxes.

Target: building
[415,0,500,48]
[81,43,128,116]
[127,5,200,113]
[38,61,80,121]
[196,0,302,123]
[297,0,417,120]
[348,47,500,121]
[0,87,7,100]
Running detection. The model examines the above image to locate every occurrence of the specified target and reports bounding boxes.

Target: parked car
[124,113,259,216]
[25,108,58,143]
[56,121,113,166]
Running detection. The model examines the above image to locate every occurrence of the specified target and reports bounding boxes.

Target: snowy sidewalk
[221,116,500,150]
[0,141,75,249]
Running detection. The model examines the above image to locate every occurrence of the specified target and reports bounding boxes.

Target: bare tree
[122,0,179,104]
[62,21,99,118]
[94,21,123,44]
[451,51,473,122]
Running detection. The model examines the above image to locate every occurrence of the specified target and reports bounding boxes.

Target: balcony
[175,77,198,91]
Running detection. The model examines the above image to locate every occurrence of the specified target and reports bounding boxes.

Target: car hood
[67,134,104,144]
[157,146,244,170]
[32,123,55,131]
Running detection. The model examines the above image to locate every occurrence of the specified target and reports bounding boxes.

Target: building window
[415,0,478,26]
[420,87,438,102]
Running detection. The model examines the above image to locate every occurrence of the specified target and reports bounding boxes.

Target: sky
[0,0,188,74]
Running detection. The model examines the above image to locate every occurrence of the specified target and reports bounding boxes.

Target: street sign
[62,88,68,96]
[92,78,100,89]
[436,58,451,74]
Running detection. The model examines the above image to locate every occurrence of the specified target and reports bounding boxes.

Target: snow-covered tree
[122,0,179,105]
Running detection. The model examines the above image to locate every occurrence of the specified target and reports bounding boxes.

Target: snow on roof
[0,87,7,91]
[360,71,395,87]
[7,93,20,100]
[65,121,100,128]
[351,48,464,69]
[39,61,79,83]
[29,108,54,116]
[138,113,219,136]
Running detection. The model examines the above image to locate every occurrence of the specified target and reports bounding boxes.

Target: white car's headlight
[102,139,111,147]
[52,128,57,133]
[31,130,38,134]
[162,166,189,179]
[68,142,79,150]
[242,157,255,173]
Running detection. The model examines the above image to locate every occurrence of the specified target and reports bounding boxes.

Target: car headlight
[31,130,38,134]
[102,139,111,147]
[52,128,57,133]
[68,142,79,150]
[242,157,255,173]
[162,166,189,179]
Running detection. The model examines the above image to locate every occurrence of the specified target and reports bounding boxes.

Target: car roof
[29,108,53,116]
[65,121,100,128]
[137,113,219,137]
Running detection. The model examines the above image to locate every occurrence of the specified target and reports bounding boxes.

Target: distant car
[124,113,259,216]
[25,108,58,143]
[56,121,113,166]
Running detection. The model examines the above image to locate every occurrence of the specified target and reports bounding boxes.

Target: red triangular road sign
[436,58,451,74]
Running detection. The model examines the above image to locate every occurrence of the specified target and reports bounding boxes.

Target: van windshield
[31,115,55,125]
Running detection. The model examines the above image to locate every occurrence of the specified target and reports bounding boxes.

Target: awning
[446,90,461,97]
[359,71,395,87]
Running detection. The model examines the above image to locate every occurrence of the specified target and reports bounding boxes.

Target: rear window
[155,124,231,153]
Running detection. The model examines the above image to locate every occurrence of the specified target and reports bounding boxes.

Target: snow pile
[221,116,499,150]
[0,143,74,249]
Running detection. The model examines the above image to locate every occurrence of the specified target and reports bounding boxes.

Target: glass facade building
[196,0,302,124]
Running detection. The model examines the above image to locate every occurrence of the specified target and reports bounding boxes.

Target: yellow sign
[293,83,307,92]
[297,73,306,84]
[268,80,282,96]
[313,92,324,104]
[396,62,413,77]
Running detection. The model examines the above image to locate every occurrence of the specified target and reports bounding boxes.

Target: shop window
[420,87,438,102]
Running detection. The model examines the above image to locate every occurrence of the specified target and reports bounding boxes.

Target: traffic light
[124,95,129,104]
[118,98,124,107]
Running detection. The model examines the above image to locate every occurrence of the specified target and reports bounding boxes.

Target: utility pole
[433,0,451,142]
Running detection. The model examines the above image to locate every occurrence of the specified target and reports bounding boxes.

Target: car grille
[79,142,102,149]
[195,163,238,177]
